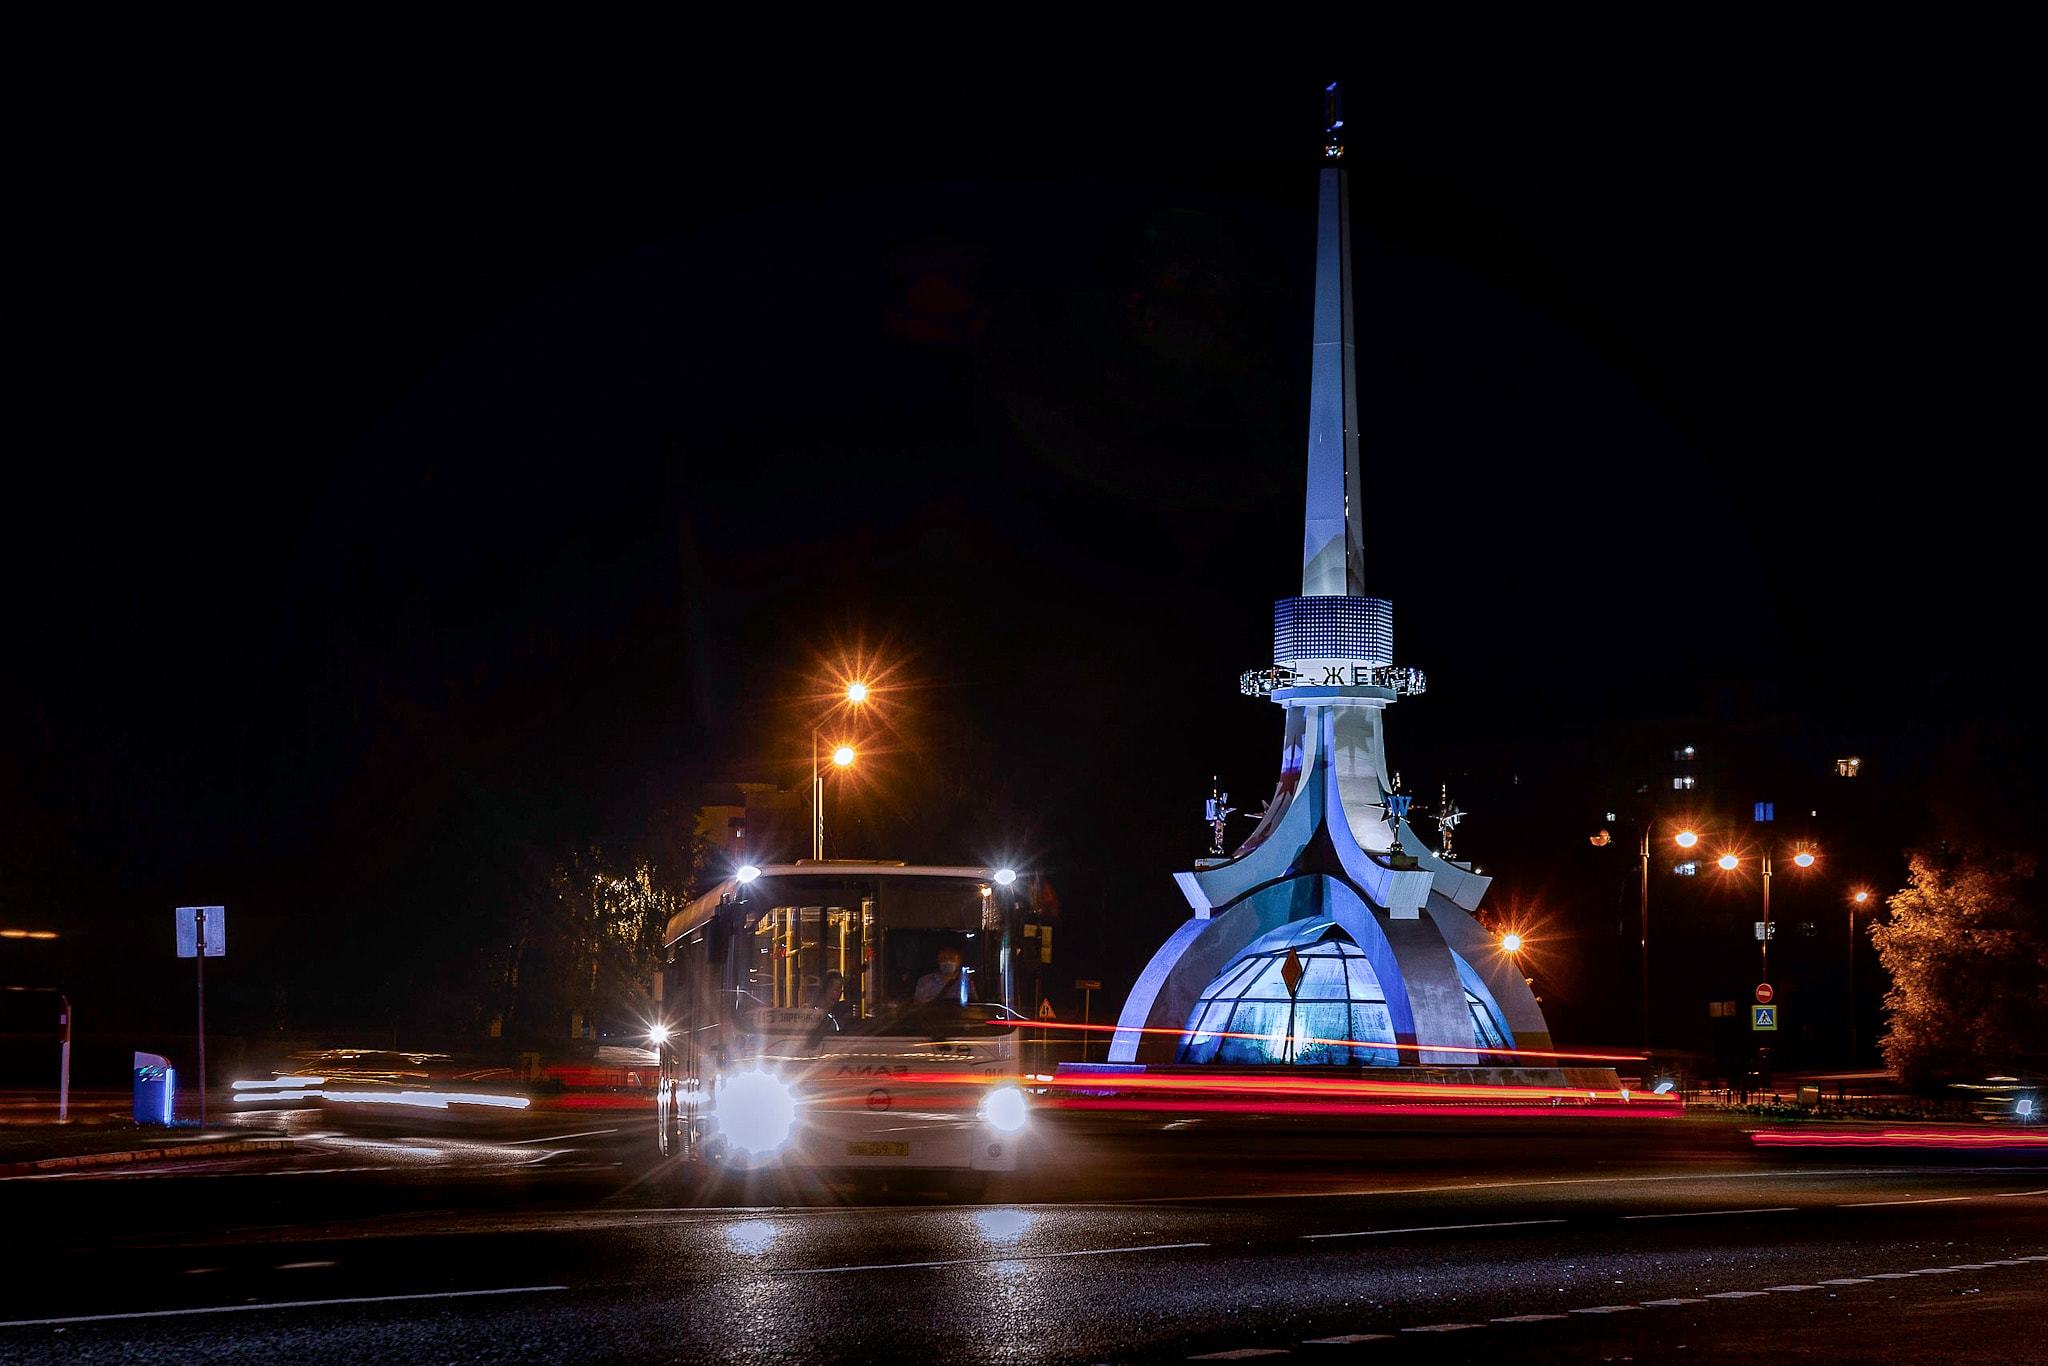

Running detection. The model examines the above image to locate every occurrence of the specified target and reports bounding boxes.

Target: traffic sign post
[1755,982,1774,1006]
[176,906,225,1123]
[1752,1004,1778,1031]
[1075,979,1100,1061]
[1036,997,1056,1075]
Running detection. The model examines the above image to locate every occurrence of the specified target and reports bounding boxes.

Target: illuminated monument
[1108,86,1553,1067]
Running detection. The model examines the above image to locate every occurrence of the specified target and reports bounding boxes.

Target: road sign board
[1755,982,1774,1005]
[1751,1004,1778,1031]
[1074,979,1101,991]
[175,906,225,958]
[1037,998,1057,1021]
[1281,947,1305,998]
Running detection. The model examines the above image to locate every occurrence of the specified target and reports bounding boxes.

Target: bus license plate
[847,1142,910,1157]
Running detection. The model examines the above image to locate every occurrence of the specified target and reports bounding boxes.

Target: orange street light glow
[1717,853,1740,870]
[1793,850,1817,868]
[831,745,856,767]
[1853,889,1871,904]
[1674,830,1699,849]
[845,681,870,704]
[1500,932,1524,954]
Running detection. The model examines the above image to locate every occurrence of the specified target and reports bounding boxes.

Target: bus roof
[663,861,1000,947]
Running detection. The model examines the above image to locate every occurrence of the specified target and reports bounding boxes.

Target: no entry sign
[1755,982,1775,1005]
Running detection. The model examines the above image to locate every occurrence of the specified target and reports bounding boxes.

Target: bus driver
[913,947,975,1005]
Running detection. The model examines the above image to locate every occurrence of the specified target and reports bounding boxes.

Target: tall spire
[1301,81,1365,599]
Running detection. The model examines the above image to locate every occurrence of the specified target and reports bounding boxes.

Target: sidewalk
[0,1089,295,1173]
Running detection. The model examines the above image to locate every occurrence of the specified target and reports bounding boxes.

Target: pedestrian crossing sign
[1752,1004,1778,1031]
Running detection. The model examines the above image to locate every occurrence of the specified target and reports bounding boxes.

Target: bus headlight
[980,1085,1028,1133]
[715,1070,798,1153]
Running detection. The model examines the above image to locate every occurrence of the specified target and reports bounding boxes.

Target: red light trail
[998,1017,1646,1065]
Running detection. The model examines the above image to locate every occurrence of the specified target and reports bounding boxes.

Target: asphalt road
[3,1106,2044,1363]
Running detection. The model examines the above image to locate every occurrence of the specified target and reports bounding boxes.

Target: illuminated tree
[1871,843,2047,1085]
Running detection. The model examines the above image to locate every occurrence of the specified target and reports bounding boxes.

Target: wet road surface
[2,1107,2042,1362]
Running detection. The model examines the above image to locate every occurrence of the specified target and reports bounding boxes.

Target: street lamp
[1627,825,1700,1049]
[0,985,70,1122]
[1499,931,1524,955]
[992,869,1019,1015]
[811,682,869,861]
[1848,888,1872,1060]
[1713,843,1818,980]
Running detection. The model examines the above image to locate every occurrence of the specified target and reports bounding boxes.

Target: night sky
[7,50,2029,1047]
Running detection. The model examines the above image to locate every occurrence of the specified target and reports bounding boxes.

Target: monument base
[1053,1061,1641,1103]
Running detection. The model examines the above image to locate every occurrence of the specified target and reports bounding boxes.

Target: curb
[2,1137,297,1177]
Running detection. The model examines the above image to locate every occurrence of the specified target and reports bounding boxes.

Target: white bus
[654,861,1030,1198]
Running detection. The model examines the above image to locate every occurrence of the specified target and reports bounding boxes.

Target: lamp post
[811,681,868,860]
[1621,825,1698,1049]
[1848,888,1871,1061]
[0,985,70,1121]
[994,867,1018,1018]
[1713,843,1817,982]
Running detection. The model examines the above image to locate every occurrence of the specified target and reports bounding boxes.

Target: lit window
[1673,746,1696,761]
[1672,775,1696,791]
[1835,756,1861,778]
[1178,922,1396,1066]
[1673,861,1698,876]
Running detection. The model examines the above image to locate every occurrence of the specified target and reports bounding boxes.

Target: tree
[1872,842,2047,1086]
[495,800,708,1045]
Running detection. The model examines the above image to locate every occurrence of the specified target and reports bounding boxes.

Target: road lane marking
[1622,1206,1797,1221]
[276,1261,337,1271]
[1839,1195,1974,1208]
[1189,1351,1289,1360]
[784,1241,1210,1275]
[507,1128,620,1145]
[1334,1254,2048,1341]
[1304,1218,1565,1241]
[1303,1333,1393,1343]
[1131,1165,2043,1204]
[181,1268,220,1276]
[1995,1189,2048,1198]
[0,1285,569,1329]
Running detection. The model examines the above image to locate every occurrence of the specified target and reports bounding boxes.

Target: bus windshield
[735,872,1010,1031]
